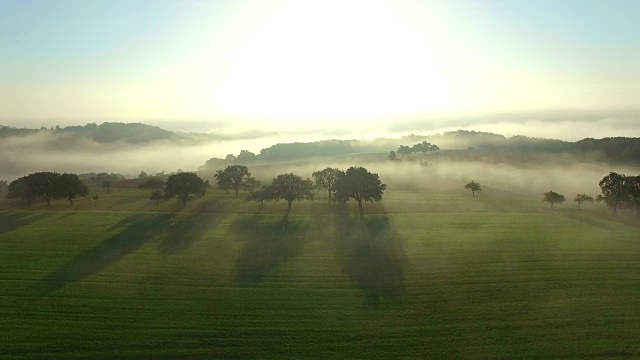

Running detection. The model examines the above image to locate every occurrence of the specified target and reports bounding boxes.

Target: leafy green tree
[7,176,37,206]
[246,185,275,212]
[598,172,628,215]
[31,172,60,205]
[214,170,232,193]
[138,171,148,178]
[574,193,594,209]
[622,175,640,220]
[164,172,208,205]
[334,166,387,220]
[215,165,251,196]
[412,141,440,153]
[397,145,412,156]
[150,189,163,205]
[270,173,315,219]
[312,167,343,204]
[138,177,164,189]
[102,180,111,192]
[92,194,99,206]
[55,173,89,205]
[543,190,566,209]
[243,177,261,193]
[464,180,481,196]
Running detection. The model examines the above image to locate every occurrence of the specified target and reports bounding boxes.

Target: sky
[1,0,639,137]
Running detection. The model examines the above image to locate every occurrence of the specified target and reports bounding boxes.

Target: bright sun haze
[0,0,639,134]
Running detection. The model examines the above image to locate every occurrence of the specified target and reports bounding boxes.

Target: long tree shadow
[233,215,305,285]
[0,211,56,237]
[158,200,231,253]
[333,205,408,306]
[33,213,174,296]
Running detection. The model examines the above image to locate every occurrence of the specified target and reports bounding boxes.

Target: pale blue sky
[1,0,639,132]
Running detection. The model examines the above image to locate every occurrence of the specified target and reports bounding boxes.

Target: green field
[1,187,639,359]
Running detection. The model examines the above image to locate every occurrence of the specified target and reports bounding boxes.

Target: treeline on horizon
[2,122,640,165]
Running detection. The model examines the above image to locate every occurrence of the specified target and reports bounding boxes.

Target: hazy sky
[1,0,639,134]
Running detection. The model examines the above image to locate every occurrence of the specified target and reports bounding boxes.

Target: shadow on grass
[33,213,174,296]
[33,202,232,295]
[233,216,304,285]
[158,200,230,253]
[0,211,56,236]
[333,205,408,306]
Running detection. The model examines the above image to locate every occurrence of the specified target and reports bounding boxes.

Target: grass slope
[0,188,639,359]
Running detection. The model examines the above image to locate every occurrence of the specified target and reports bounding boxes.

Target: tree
[215,165,251,196]
[243,177,261,193]
[7,176,37,206]
[543,190,565,209]
[412,141,439,154]
[55,173,89,205]
[214,170,232,194]
[464,180,481,196]
[246,185,275,212]
[31,172,60,206]
[92,194,99,206]
[598,172,627,215]
[164,172,208,205]
[388,151,397,161]
[574,193,594,209]
[138,177,164,189]
[270,173,315,219]
[138,171,148,179]
[397,145,412,156]
[622,175,640,221]
[312,167,343,204]
[334,166,387,220]
[150,189,163,205]
[102,180,111,193]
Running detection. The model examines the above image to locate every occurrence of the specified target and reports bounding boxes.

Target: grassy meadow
[1,185,639,359]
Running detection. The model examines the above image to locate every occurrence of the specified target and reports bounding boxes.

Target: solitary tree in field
[464,181,481,197]
[92,194,99,206]
[270,173,315,219]
[334,166,386,220]
[164,172,208,205]
[312,167,343,204]
[574,193,594,209]
[150,189,163,205]
[543,190,566,209]
[215,165,251,196]
[388,151,397,161]
[55,173,89,205]
[102,180,111,193]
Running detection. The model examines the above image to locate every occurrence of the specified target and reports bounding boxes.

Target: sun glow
[192,0,466,127]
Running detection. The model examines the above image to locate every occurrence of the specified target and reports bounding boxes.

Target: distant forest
[2,122,639,165]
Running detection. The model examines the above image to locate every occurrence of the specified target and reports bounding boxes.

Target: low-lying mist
[2,125,638,200]
[244,156,639,199]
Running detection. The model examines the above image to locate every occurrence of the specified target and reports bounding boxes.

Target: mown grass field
[1,186,639,359]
